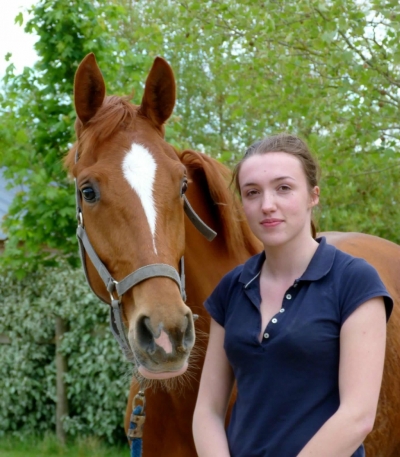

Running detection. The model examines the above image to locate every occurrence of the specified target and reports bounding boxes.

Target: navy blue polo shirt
[205,237,392,457]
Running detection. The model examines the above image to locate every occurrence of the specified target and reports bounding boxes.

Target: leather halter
[74,151,217,363]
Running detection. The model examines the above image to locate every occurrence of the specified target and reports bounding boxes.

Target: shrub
[0,262,131,443]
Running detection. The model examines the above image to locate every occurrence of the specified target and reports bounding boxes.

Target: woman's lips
[260,219,283,227]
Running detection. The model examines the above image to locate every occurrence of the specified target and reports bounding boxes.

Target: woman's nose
[261,192,277,212]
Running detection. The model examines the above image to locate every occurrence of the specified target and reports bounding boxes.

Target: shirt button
[280,308,285,313]
[271,318,278,324]
[264,333,270,339]
[286,294,292,300]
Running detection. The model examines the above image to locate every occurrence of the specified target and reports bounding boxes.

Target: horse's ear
[139,57,176,129]
[74,53,106,125]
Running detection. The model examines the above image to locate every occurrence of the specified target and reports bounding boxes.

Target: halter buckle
[77,211,84,227]
[108,279,119,302]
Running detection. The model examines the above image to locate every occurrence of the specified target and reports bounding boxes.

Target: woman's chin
[138,363,188,380]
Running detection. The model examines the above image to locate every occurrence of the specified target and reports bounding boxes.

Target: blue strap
[130,437,142,457]
[129,405,144,457]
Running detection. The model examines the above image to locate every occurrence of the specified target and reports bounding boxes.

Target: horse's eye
[181,178,188,196]
[82,187,96,202]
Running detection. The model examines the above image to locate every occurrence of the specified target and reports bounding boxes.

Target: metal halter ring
[108,280,119,302]
[77,211,84,227]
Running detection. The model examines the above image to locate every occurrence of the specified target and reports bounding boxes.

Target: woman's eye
[278,185,291,192]
[181,178,188,196]
[82,187,96,202]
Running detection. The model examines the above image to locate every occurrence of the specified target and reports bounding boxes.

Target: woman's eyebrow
[241,176,296,188]
[272,176,296,182]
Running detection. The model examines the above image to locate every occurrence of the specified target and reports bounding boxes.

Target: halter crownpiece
[74,150,217,363]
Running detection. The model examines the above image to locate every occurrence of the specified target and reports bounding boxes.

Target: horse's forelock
[181,150,260,258]
[69,96,136,163]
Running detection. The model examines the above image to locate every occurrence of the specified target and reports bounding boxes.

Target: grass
[0,434,129,457]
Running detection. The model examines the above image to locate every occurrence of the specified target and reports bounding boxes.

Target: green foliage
[0,434,128,457]
[0,0,151,273]
[0,263,130,443]
[1,0,400,272]
[122,0,400,242]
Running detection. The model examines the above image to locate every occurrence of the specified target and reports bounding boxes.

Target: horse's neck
[182,170,260,329]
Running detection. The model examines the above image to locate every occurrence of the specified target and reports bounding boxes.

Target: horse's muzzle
[132,312,195,377]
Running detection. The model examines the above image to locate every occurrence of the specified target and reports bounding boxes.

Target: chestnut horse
[65,53,400,457]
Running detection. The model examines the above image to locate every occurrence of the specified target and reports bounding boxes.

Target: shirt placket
[262,279,300,343]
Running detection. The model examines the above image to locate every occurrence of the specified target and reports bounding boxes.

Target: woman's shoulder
[204,251,264,326]
[315,236,369,270]
[207,250,264,303]
[328,240,379,276]
[217,250,265,289]
[323,239,393,321]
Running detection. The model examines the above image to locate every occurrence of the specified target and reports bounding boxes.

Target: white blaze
[122,143,158,254]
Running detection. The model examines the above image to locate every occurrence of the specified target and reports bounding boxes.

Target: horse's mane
[181,150,261,259]
[64,95,136,172]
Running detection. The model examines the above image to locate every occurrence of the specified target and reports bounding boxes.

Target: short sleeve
[339,258,393,324]
[204,268,241,327]
[204,279,227,327]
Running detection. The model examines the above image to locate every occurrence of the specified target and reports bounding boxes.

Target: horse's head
[67,54,197,379]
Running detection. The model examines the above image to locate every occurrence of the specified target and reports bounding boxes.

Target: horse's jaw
[137,362,189,380]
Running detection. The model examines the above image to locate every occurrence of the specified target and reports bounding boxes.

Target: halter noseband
[74,150,216,363]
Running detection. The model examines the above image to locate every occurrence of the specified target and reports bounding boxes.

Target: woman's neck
[262,235,319,282]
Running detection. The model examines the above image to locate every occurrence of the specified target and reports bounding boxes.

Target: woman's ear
[310,186,320,208]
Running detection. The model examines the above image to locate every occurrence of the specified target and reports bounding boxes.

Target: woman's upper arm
[338,296,387,422]
[196,318,235,418]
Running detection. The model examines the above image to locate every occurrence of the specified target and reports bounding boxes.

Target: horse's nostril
[183,313,195,349]
[143,317,154,336]
[137,316,156,353]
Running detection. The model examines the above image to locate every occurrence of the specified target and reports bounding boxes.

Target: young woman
[193,134,392,457]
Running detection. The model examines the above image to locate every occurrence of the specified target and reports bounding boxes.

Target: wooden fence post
[55,316,69,444]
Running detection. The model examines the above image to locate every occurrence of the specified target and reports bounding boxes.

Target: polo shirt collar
[300,237,335,281]
[239,236,336,287]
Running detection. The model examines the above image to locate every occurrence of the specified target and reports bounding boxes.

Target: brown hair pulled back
[232,133,320,239]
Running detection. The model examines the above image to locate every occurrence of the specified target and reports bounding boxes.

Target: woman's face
[238,152,319,248]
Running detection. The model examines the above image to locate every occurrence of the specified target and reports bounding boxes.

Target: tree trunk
[55,316,68,444]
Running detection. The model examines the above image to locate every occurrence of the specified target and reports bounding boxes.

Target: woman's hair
[232,133,320,238]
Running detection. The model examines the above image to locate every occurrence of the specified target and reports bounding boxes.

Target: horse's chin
[138,362,188,380]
